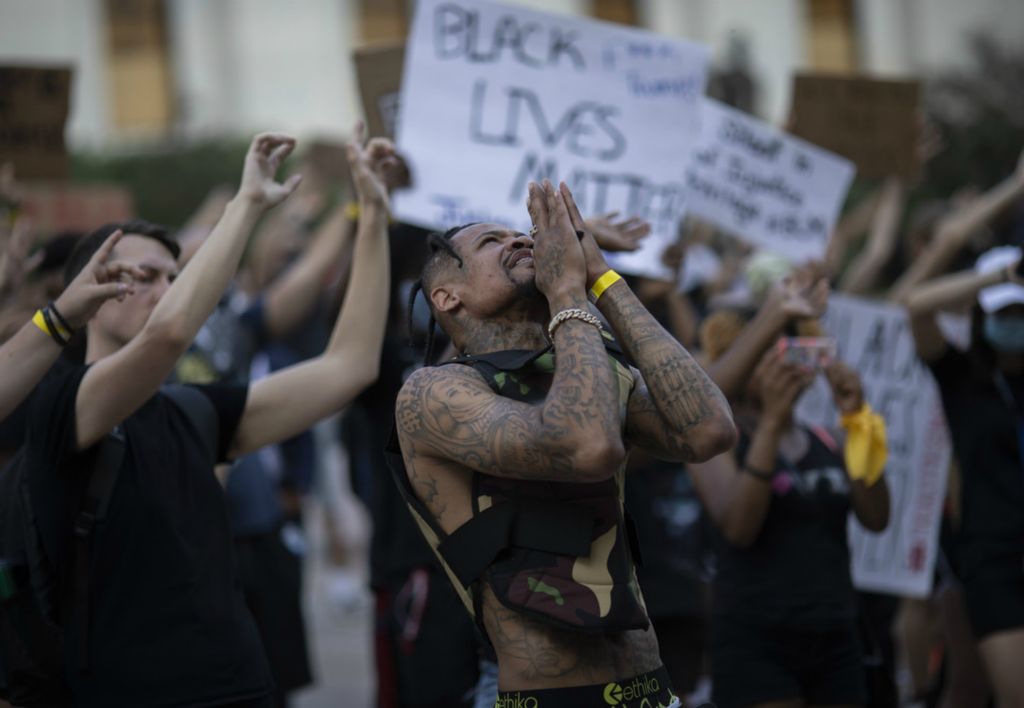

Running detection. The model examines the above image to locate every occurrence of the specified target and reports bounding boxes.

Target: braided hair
[407,224,477,365]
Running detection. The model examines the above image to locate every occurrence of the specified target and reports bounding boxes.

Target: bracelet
[742,464,775,482]
[343,201,360,221]
[589,269,622,303]
[547,308,603,341]
[33,308,68,347]
[48,300,74,337]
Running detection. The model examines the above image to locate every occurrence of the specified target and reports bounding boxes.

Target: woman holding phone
[691,277,891,708]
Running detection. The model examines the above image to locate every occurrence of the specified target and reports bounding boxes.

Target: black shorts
[711,616,866,708]
[495,666,678,708]
[961,548,1024,639]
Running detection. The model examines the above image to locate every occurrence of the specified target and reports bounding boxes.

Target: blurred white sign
[685,98,855,263]
[796,294,950,598]
[393,0,710,279]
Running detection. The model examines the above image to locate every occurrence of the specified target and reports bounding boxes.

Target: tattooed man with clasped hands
[393,180,735,708]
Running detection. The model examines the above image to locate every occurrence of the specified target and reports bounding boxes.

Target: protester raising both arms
[12,127,394,708]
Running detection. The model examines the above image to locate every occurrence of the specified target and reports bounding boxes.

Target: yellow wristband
[839,403,888,487]
[32,309,52,338]
[343,201,360,221]
[589,269,622,302]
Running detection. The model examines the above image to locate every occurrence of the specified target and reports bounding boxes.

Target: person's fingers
[88,229,124,271]
[22,250,44,274]
[267,140,296,172]
[558,182,586,233]
[600,211,620,222]
[526,182,545,231]
[282,173,303,195]
[545,180,572,232]
[351,121,367,148]
[101,260,146,284]
[89,281,133,303]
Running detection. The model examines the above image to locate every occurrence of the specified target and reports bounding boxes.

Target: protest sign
[790,73,920,180]
[18,183,134,235]
[393,0,710,279]
[353,42,405,140]
[684,98,855,263]
[795,294,950,598]
[0,66,73,181]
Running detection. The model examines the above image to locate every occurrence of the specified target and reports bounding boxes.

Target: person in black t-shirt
[17,129,396,707]
[904,244,1024,707]
[689,333,890,708]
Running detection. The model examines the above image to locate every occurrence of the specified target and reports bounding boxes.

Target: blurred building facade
[1,0,1022,149]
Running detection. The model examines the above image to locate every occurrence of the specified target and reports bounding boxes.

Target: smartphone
[776,337,836,370]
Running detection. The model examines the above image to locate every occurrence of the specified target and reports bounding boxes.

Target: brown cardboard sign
[0,66,73,181]
[353,42,405,140]
[18,183,133,236]
[790,73,920,180]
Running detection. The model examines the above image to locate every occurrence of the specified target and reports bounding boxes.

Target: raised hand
[752,348,815,426]
[824,360,865,415]
[527,180,588,301]
[238,133,303,208]
[54,230,147,329]
[556,182,613,290]
[0,218,42,299]
[767,266,829,321]
[346,122,400,207]
[584,212,652,252]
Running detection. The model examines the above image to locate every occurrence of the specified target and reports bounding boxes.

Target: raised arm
[0,230,144,421]
[562,185,736,463]
[901,258,1016,362]
[75,134,301,450]
[230,127,394,457]
[839,177,906,295]
[260,205,356,339]
[396,181,626,483]
[890,150,1024,302]
[706,267,828,401]
[688,350,813,546]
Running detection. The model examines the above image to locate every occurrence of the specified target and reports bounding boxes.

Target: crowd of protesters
[0,76,1022,708]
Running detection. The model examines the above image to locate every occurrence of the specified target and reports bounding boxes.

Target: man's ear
[430,285,461,314]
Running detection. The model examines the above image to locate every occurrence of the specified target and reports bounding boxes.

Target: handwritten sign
[796,294,950,598]
[393,0,709,279]
[353,42,406,140]
[684,98,854,263]
[0,66,72,181]
[790,73,920,180]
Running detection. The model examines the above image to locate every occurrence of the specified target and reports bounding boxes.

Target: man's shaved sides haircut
[407,223,477,364]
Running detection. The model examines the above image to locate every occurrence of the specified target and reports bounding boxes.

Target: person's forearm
[851,476,890,532]
[707,299,787,401]
[0,318,61,421]
[597,279,734,455]
[840,179,905,295]
[145,196,262,348]
[265,206,355,339]
[826,186,882,278]
[664,289,699,348]
[324,201,389,361]
[891,176,1024,301]
[543,289,625,472]
[903,267,1004,316]
[721,417,782,546]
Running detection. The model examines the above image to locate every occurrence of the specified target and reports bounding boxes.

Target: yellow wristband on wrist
[31,309,51,338]
[839,403,888,487]
[343,201,360,221]
[589,269,622,303]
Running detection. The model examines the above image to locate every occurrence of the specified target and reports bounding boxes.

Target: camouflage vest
[387,339,650,639]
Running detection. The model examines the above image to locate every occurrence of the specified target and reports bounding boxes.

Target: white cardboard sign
[796,294,951,598]
[685,98,855,263]
[393,0,710,279]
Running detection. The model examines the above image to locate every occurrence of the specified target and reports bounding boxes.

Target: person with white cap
[903,243,1024,707]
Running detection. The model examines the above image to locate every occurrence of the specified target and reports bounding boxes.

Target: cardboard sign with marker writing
[0,66,73,181]
[353,42,406,140]
[789,73,920,180]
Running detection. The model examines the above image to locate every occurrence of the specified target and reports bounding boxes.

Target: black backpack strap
[73,426,125,672]
[162,385,220,466]
[436,499,594,588]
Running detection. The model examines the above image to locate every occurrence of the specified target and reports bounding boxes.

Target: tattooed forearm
[598,281,734,461]
[395,315,624,482]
